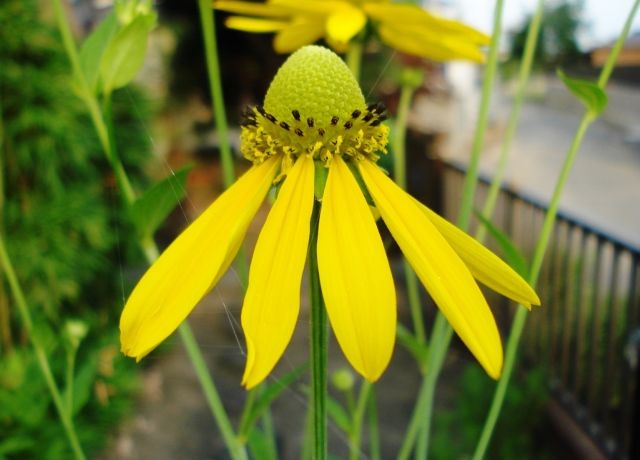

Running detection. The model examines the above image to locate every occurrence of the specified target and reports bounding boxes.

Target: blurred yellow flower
[214,0,489,61]
[120,46,538,389]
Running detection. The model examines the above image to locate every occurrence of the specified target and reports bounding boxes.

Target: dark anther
[330,116,339,125]
[363,113,374,122]
[344,120,353,129]
[367,102,378,112]
[378,114,388,123]
[241,119,257,127]
[292,109,301,121]
[318,128,326,136]
[280,121,290,130]
[242,106,255,118]
[265,113,277,123]
[351,109,361,119]
[376,102,387,113]
[370,119,382,127]
[295,128,304,137]
[257,105,266,116]
[307,117,314,128]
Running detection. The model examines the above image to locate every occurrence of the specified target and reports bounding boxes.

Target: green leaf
[326,394,352,434]
[99,14,155,94]
[475,211,529,278]
[557,69,608,116]
[396,323,428,371]
[130,165,192,239]
[79,10,119,93]
[240,363,307,437]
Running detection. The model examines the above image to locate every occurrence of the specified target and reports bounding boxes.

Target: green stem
[53,4,247,459]
[458,0,505,230]
[476,0,544,242]
[346,39,363,80]
[0,237,86,460]
[398,2,507,458]
[197,0,235,189]
[393,83,425,345]
[349,381,372,460]
[396,315,451,460]
[368,385,381,460]
[472,2,639,457]
[309,202,327,460]
[65,349,76,414]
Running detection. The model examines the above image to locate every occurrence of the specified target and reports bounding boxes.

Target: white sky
[449,0,640,49]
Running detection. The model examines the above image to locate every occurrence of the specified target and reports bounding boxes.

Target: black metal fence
[438,161,640,460]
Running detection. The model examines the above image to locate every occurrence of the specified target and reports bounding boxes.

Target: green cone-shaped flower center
[264,45,365,124]
[240,45,389,170]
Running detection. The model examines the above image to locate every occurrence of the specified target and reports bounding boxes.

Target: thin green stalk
[396,314,451,460]
[52,4,247,459]
[65,350,76,413]
[472,2,639,457]
[346,39,363,80]
[398,2,507,458]
[368,385,381,460]
[0,237,86,460]
[476,0,544,242]
[197,0,235,189]
[178,325,248,460]
[393,82,425,344]
[309,202,328,460]
[349,381,372,460]
[458,0,505,229]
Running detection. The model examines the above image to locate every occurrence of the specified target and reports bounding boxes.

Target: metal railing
[438,160,640,460]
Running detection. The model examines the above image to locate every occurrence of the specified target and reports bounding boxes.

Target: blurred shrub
[1,0,152,457]
[431,364,553,460]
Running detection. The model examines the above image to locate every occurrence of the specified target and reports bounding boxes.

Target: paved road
[446,78,640,249]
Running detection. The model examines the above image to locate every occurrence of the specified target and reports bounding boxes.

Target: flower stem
[473,2,639,450]
[52,4,247,459]
[309,201,328,460]
[398,2,507,458]
[393,82,425,345]
[473,3,640,458]
[368,385,381,460]
[476,0,544,242]
[0,237,86,460]
[349,381,372,460]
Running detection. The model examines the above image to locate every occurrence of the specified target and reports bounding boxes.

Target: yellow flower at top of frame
[119,46,539,389]
[214,0,490,62]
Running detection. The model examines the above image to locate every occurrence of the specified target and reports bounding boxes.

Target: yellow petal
[378,23,485,62]
[241,155,315,388]
[325,6,366,51]
[120,158,279,360]
[273,19,325,53]
[359,160,502,379]
[418,203,540,308]
[364,3,490,45]
[225,16,290,33]
[214,1,292,18]
[318,157,396,381]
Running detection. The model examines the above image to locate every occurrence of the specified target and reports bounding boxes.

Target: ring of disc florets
[240,102,390,175]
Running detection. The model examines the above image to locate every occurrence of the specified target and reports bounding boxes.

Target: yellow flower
[120,46,539,388]
[214,0,490,61]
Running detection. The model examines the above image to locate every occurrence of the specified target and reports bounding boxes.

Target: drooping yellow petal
[418,202,540,308]
[318,157,396,381]
[214,1,292,18]
[325,6,367,51]
[377,23,485,62]
[241,155,315,389]
[273,19,325,53]
[120,158,280,360]
[364,3,490,45]
[359,160,502,379]
[225,16,290,33]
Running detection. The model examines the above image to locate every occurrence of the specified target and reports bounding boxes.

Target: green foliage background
[0,0,151,457]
